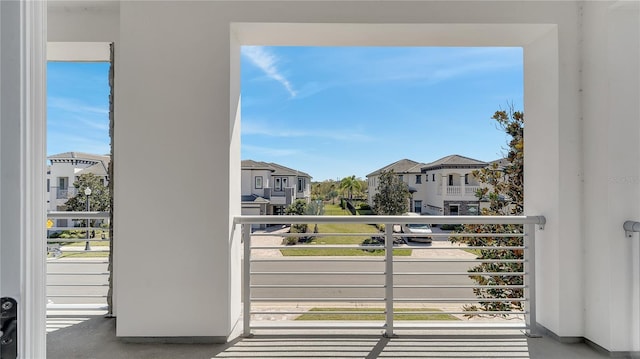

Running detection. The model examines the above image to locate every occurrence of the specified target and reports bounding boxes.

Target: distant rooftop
[366,159,424,177]
[241,160,311,178]
[421,154,487,171]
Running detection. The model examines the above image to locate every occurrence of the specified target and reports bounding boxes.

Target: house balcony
[47,213,611,358]
[263,187,299,205]
[437,185,481,198]
[54,186,78,200]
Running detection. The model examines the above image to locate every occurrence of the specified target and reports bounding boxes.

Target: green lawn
[296,307,459,321]
[323,204,351,215]
[49,251,110,259]
[280,221,411,256]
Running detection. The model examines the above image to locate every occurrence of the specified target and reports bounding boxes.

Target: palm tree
[339,175,362,200]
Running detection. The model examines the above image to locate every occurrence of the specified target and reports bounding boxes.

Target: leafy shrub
[440,224,463,231]
[358,203,371,210]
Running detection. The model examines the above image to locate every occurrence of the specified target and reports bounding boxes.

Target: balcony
[263,187,298,205]
[437,185,481,198]
[54,186,77,199]
[45,214,609,358]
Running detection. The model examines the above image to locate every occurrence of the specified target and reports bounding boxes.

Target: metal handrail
[624,220,640,237]
[236,214,543,338]
[46,211,111,309]
[235,214,546,226]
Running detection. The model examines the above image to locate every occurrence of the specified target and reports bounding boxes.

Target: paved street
[250,260,476,300]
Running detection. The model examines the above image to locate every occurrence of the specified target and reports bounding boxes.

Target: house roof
[488,157,510,169]
[48,152,110,163]
[241,160,276,172]
[421,154,487,171]
[241,194,270,203]
[48,152,110,175]
[366,159,424,177]
[241,160,311,178]
[77,162,109,176]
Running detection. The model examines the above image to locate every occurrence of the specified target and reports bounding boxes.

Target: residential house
[367,155,488,215]
[47,152,110,225]
[241,160,312,216]
[420,155,488,215]
[366,158,424,211]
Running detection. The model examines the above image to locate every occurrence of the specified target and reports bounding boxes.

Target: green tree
[372,170,410,215]
[339,175,362,200]
[285,199,309,237]
[65,173,111,212]
[450,107,524,317]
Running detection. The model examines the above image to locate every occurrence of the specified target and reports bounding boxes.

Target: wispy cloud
[242,120,372,142]
[49,97,109,115]
[242,144,300,157]
[242,46,297,98]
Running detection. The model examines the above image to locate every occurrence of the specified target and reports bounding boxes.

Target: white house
[47,152,110,215]
[420,154,488,215]
[241,160,312,216]
[366,158,423,210]
[2,1,639,356]
[367,155,487,215]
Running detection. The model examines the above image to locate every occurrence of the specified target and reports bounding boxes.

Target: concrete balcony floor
[47,314,609,359]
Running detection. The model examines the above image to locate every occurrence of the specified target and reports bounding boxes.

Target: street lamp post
[84,187,92,251]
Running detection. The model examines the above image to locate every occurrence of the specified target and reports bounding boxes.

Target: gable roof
[241,194,270,203]
[241,160,275,172]
[77,162,109,176]
[241,160,311,178]
[421,154,487,171]
[366,159,424,177]
[48,152,110,163]
[48,152,110,173]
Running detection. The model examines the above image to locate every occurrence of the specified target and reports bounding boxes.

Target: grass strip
[280,248,411,256]
[296,307,459,321]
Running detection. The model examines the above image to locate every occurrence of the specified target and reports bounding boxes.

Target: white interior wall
[582,1,640,351]
[44,0,640,351]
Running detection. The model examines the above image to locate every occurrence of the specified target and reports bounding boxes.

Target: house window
[398,174,404,182]
[415,175,421,184]
[56,177,69,199]
[449,204,459,215]
[274,177,288,191]
[468,204,479,215]
[298,178,305,192]
[432,174,435,181]
[255,176,263,189]
[414,200,422,213]
[465,174,469,184]
[47,179,50,192]
[448,175,454,186]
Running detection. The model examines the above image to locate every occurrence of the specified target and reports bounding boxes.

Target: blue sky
[47,62,111,156]
[241,46,523,181]
[47,46,523,181]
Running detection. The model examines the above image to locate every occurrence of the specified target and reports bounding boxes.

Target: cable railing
[46,211,111,312]
[234,214,545,338]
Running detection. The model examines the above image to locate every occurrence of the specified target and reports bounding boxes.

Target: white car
[396,213,433,243]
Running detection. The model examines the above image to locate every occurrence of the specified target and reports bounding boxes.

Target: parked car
[398,213,432,243]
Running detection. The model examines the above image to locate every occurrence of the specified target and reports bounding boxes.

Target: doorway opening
[45,43,114,332]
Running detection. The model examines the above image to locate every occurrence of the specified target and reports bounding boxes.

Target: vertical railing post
[524,223,539,337]
[242,223,252,337]
[384,223,394,338]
